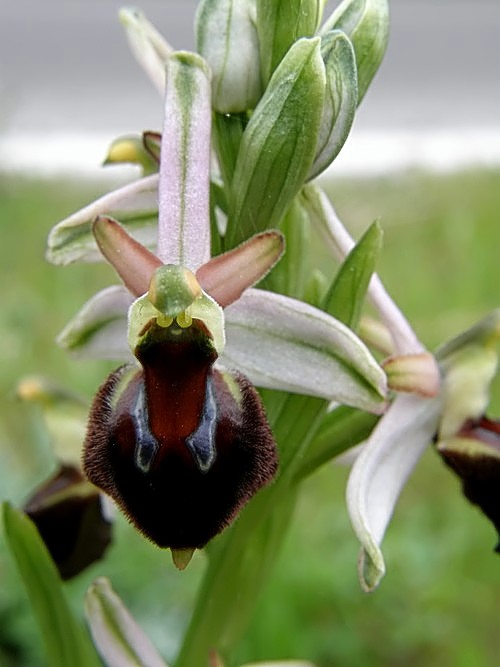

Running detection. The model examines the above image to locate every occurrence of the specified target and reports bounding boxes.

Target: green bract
[322,0,389,103]
[228,37,325,245]
[256,0,322,85]
[322,219,382,328]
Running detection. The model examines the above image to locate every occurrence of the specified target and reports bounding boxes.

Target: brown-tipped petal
[93,216,162,296]
[196,231,285,307]
[171,548,195,570]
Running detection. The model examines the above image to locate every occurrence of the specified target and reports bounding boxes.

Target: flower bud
[321,0,389,103]
[196,0,262,112]
[103,133,159,174]
[23,465,112,580]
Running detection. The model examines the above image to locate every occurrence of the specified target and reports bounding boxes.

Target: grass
[0,168,499,666]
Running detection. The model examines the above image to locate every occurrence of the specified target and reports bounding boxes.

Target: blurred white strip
[0,131,138,180]
[327,126,500,176]
[1,127,500,178]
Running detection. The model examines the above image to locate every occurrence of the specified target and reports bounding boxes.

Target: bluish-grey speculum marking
[186,375,217,473]
[133,385,159,473]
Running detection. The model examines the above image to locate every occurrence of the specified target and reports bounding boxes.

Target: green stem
[295,406,380,481]
[175,393,327,667]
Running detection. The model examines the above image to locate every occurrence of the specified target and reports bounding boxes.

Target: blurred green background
[0,169,499,666]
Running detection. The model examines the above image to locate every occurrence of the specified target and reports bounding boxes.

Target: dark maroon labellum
[438,416,500,553]
[23,465,112,580]
[84,318,278,550]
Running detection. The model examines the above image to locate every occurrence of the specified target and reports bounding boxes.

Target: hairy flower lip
[83,358,279,550]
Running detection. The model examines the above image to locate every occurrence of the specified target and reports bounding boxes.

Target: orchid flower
[48,51,386,571]
[50,51,387,415]
[47,0,497,606]
[16,376,112,579]
[310,189,497,590]
[44,0,444,595]
[435,312,500,546]
[344,300,498,591]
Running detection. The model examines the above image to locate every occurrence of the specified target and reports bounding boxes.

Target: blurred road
[1,0,499,174]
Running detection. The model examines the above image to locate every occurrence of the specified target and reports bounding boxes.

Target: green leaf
[228,37,325,246]
[322,219,383,328]
[322,0,389,103]
[85,577,168,667]
[262,198,310,299]
[296,405,379,480]
[256,0,322,84]
[213,112,247,191]
[1,502,101,667]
